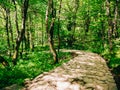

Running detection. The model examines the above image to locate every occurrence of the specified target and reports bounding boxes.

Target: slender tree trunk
[29,15,34,51]
[8,10,14,53]
[57,0,62,53]
[41,17,44,46]
[113,0,118,38]
[29,31,34,51]
[12,0,29,65]
[20,40,24,58]
[46,0,58,64]
[106,0,113,53]
[13,0,20,36]
[72,0,79,36]
[49,19,58,64]
[5,8,11,56]
[66,0,79,47]
[25,21,30,50]
[84,11,90,35]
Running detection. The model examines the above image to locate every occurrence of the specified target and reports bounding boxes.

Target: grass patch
[0,51,71,89]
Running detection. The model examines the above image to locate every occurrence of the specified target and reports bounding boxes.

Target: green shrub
[0,50,71,88]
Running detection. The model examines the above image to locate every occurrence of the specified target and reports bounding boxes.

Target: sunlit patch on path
[24,50,117,90]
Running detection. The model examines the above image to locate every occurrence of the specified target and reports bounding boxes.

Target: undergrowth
[0,50,71,89]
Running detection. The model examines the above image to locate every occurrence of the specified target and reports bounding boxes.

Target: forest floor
[21,50,117,90]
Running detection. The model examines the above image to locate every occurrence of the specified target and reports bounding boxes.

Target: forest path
[23,50,117,90]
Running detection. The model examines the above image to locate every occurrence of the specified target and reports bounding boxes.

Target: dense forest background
[0,0,120,88]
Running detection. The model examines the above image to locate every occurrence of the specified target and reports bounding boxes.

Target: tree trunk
[49,19,58,64]
[41,16,44,46]
[8,10,14,53]
[29,15,34,51]
[84,11,90,35]
[12,0,29,65]
[106,0,113,53]
[25,21,30,50]
[67,0,79,47]
[113,0,118,38]
[29,31,34,51]
[5,8,11,56]
[57,0,62,53]
[46,0,58,64]
[13,0,20,36]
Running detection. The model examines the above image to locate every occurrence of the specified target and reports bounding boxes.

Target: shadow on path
[23,50,117,90]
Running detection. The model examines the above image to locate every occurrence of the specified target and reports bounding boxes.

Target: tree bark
[46,0,58,64]
[84,11,90,35]
[8,9,14,53]
[29,15,34,51]
[67,0,79,47]
[13,0,20,36]
[106,0,113,53]
[41,16,44,46]
[113,0,118,38]
[5,7,11,56]
[57,0,62,53]
[12,0,29,65]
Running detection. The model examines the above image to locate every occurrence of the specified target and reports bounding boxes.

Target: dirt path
[23,50,117,90]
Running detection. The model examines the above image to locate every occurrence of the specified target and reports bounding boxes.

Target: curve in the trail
[23,50,117,90]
